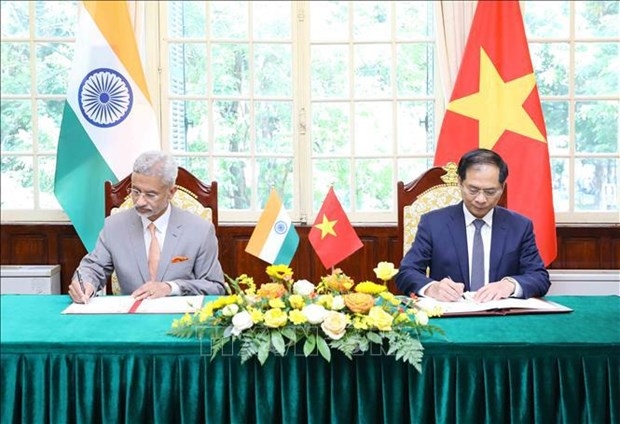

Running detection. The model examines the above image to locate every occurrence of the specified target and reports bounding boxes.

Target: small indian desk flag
[246,189,299,266]
[54,1,159,252]
[309,187,363,269]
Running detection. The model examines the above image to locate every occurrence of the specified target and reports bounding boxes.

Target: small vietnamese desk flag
[246,189,299,266]
[434,0,557,266]
[309,187,363,269]
[54,1,159,252]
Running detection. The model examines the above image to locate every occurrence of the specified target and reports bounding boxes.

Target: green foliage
[169,264,444,370]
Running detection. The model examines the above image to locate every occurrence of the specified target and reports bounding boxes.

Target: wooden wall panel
[11,235,48,264]
[612,238,620,268]
[2,223,618,294]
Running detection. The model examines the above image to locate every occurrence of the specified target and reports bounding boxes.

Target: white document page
[61,295,204,314]
[416,295,570,315]
[136,295,204,313]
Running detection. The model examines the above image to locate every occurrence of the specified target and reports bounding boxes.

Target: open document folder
[414,294,573,317]
[61,295,204,314]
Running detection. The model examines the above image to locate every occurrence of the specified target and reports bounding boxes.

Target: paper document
[415,294,572,316]
[61,295,204,314]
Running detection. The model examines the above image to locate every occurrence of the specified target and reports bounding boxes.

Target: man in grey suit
[69,151,225,303]
[396,148,550,303]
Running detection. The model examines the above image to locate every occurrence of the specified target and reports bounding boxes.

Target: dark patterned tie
[470,219,485,291]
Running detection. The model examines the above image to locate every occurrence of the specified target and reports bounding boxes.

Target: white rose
[415,310,429,326]
[321,311,348,340]
[221,304,239,317]
[293,279,316,296]
[331,295,345,311]
[231,310,253,335]
[302,304,327,324]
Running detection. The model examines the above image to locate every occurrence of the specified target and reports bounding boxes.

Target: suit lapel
[128,211,150,282]
[159,206,183,280]
[490,207,508,282]
[448,204,470,284]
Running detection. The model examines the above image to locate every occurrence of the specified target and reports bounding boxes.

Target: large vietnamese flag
[54,1,159,252]
[434,0,557,265]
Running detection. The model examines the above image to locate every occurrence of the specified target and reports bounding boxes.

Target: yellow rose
[288,309,307,325]
[368,306,394,331]
[321,311,348,340]
[373,261,398,282]
[263,308,288,328]
[344,293,376,314]
[288,294,305,310]
[269,298,286,309]
[257,283,287,299]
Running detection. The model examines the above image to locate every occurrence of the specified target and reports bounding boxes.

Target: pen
[76,269,88,303]
[447,275,466,300]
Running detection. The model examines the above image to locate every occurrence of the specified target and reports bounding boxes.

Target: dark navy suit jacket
[395,202,550,299]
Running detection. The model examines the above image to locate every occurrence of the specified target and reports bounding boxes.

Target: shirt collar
[141,203,172,233]
[462,204,494,227]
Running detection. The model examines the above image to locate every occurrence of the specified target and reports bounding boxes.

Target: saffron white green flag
[54,1,159,252]
[245,189,299,266]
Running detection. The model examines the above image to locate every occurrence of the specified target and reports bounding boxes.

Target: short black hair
[457,148,509,184]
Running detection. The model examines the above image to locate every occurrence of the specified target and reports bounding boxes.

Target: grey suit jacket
[76,205,225,295]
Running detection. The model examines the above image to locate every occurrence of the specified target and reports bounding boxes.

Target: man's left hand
[472,279,515,303]
[132,281,172,300]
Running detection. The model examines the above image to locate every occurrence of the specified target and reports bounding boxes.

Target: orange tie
[148,223,160,281]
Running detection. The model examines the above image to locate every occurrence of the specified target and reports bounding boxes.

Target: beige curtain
[127,1,146,53]
[434,1,478,101]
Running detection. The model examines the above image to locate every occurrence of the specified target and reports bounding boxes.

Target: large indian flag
[54,1,159,252]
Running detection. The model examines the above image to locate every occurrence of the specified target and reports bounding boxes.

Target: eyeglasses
[127,187,161,201]
[462,185,503,198]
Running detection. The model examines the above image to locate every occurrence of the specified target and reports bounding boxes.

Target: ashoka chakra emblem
[274,220,288,235]
[78,68,133,128]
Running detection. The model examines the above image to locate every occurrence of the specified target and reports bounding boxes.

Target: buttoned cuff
[166,280,181,296]
[503,277,523,298]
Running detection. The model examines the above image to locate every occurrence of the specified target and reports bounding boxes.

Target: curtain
[434,0,478,101]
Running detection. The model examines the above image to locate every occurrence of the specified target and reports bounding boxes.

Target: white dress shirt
[140,204,181,295]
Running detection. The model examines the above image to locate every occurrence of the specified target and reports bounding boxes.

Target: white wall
[547,269,620,296]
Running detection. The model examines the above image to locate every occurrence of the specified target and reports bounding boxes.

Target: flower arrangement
[169,262,443,372]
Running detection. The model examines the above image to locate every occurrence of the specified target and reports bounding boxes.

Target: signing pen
[76,269,88,303]
[447,275,467,300]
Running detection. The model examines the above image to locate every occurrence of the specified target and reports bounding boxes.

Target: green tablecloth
[1,295,618,424]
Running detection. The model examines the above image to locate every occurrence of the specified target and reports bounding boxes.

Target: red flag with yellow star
[309,187,363,269]
[434,0,557,266]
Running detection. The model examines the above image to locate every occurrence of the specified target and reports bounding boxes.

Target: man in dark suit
[396,148,550,302]
[68,151,225,304]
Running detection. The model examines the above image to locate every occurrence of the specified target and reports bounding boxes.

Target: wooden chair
[104,167,218,294]
[396,162,508,263]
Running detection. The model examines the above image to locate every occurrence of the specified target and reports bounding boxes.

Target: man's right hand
[68,279,95,304]
[425,278,465,302]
